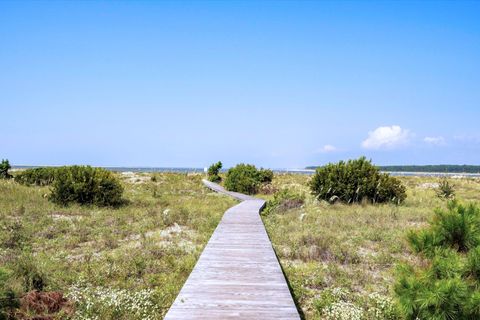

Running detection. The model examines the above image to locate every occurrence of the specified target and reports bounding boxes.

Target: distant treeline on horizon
[306,164,480,173]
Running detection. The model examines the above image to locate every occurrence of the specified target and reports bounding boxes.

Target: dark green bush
[207,161,222,183]
[436,177,456,200]
[258,168,274,184]
[49,166,124,206]
[395,201,480,319]
[0,159,12,179]
[309,157,406,204]
[14,167,58,186]
[264,188,305,215]
[224,164,273,195]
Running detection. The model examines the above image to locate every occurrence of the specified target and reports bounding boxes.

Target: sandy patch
[417,182,439,189]
[120,171,151,184]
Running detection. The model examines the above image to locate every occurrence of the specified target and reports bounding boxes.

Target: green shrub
[14,167,58,186]
[49,166,124,206]
[224,164,273,195]
[408,201,480,255]
[207,161,222,183]
[436,177,456,200]
[0,159,12,179]
[264,188,305,214]
[309,157,406,204]
[258,168,274,184]
[394,201,480,319]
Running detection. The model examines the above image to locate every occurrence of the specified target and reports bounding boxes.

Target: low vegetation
[260,174,480,319]
[224,163,273,195]
[263,188,305,215]
[0,171,236,319]
[310,157,406,204]
[207,161,222,183]
[2,160,479,320]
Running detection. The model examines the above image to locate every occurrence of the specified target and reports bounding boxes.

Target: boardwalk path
[164,180,300,319]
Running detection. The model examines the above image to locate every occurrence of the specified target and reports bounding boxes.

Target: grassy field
[259,175,480,319]
[0,172,236,319]
[2,172,480,319]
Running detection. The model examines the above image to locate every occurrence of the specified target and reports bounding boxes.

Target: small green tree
[207,161,222,182]
[0,159,12,179]
[436,177,456,200]
[395,201,480,319]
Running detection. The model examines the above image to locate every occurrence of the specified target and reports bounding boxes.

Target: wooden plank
[164,181,300,319]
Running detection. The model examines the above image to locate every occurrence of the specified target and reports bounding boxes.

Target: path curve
[164,180,300,319]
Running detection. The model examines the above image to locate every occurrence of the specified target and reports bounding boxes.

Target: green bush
[264,188,305,215]
[49,166,124,207]
[394,201,480,319]
[0,159,12,179]
[436,177,456,200]
[14,167,58,186]
[258,168,274,184]
[309,157,406,204]
[207,161,222,183]
[224,164,273,195]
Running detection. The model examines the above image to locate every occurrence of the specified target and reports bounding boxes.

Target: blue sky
[1,1,479,168]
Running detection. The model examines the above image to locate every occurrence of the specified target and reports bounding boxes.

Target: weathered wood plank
[164,180,299,320]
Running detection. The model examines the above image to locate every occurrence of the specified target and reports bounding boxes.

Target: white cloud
[361,125,411,150]
[424,136,445,145]
[318,144,338,153]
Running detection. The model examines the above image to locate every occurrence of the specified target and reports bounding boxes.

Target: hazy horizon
[1,1,479,168]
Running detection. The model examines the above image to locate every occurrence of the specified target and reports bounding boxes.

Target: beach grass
[2,172,480,319]
[259,174,480,318]
[0,172,236,319]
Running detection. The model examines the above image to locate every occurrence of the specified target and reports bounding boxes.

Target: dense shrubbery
[264,188,305,215]
[395,201,480,319]
[207,161,222,183]
[0,159,12,179]
[49,166,124,207]
[309,157,406,204]
[14,167,58,186]
[224,164,273,195]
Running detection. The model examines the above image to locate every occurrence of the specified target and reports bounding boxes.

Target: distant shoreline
[11,165,480,177]
[306,165,480,174]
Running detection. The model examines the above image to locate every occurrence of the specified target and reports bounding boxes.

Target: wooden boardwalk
[164,180,300,319]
